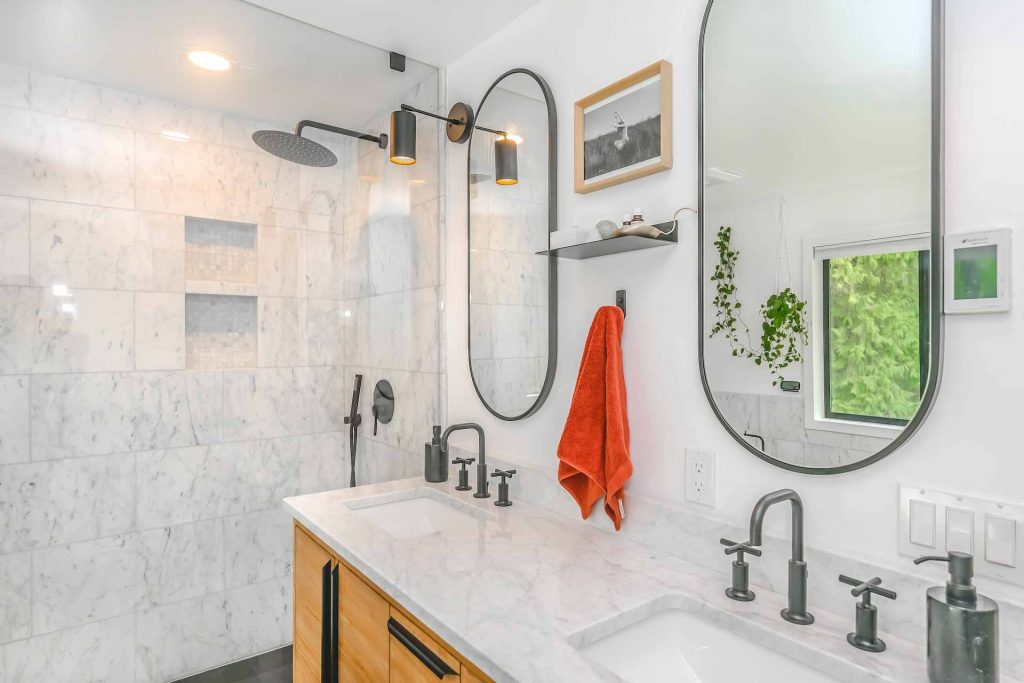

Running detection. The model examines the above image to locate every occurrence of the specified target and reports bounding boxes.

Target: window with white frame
[806,233,931,435]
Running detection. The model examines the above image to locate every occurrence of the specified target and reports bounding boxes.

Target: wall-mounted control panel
[899,485,1023,587]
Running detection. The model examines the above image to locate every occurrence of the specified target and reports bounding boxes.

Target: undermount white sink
[348,489,486,539]
[577,607,841,683]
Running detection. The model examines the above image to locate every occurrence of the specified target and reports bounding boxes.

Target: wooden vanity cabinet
[339,564,389,681]
[293,523,493,683]
[387,607,460,682]
[294,525,336,683]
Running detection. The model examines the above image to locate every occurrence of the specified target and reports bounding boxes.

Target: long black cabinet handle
[321,561,331,683]
[330,564,339,683]
[387,617,457,679]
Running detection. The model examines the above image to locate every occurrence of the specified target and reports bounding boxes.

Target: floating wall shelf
[537,221,677,260]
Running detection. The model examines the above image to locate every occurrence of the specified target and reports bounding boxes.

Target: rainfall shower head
[251,120,387,167]
[252,129,338,167]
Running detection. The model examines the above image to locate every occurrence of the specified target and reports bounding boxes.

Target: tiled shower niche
[183,217,259,369]
[185,294,258,369]
[185,217,258,289]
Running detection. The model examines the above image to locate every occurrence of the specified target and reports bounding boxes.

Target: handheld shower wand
[343,374,363,487]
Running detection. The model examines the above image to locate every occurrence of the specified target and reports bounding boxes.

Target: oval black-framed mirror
[698,0,944,474]
[467,69,558,421]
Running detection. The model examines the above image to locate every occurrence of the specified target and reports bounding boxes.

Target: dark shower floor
[171,646,291,683]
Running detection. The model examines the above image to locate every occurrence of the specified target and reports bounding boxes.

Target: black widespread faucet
[440,423,489,498]
[749,488,814,625]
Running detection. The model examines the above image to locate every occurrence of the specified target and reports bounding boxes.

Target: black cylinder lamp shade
[494,137,518,185]
[389,110,417,165]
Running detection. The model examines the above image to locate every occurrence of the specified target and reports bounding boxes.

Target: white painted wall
[444,0,1024,572]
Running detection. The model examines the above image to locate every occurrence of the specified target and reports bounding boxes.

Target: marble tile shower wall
[0,64,442,682]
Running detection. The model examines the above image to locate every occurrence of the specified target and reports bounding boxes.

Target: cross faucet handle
[838,574,896,653]
[720,538,762,558]
[721,538,759,602]
[838,575,897,601]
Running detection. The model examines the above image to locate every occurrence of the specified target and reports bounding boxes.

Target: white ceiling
[244,0,544,66]
[0,0,438,128]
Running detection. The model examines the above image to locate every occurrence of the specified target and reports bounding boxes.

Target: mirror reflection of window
[820,243,930,427]
[699,0,938,471]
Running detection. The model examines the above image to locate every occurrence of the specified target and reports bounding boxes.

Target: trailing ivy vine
[710,226,809,386]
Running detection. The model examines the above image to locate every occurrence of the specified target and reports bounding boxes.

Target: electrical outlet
[685,449,716,507]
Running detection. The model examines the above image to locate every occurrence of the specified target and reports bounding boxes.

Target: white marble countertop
[285,478,942,683]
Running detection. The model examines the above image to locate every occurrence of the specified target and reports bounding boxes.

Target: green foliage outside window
[826,251,926,422]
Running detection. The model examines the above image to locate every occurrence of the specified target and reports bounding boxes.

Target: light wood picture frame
[574,60,672,194]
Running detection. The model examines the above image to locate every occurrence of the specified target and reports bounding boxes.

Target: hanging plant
[710,225,809,385]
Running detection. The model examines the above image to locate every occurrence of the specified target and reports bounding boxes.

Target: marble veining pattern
[285,480,928,683]
[0,61,443,682]
[288,478,1024,683]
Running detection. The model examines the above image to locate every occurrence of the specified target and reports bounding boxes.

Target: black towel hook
[615,290,626,317]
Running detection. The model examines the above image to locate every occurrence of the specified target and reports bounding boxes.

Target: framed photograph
[574,60,672,194]
[944,228,1012,313]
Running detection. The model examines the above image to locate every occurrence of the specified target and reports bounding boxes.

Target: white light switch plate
[899,485,1024,587]
[685,449,716,508]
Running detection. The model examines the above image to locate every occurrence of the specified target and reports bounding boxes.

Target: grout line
[2,360,441,378]
[0,190,333,231]
[0,277,440,300]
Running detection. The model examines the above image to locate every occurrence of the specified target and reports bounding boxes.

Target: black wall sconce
[389,103,519,185]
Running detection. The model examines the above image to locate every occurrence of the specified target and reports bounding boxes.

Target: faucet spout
[748,488,814,625]
[749,488,804,562]
[440,423,490,498]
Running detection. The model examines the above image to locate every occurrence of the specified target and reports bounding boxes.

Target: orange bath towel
[557,305,632,530]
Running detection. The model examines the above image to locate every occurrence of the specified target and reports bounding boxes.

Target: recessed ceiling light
[160,130,190,142]
[188,50,232,71]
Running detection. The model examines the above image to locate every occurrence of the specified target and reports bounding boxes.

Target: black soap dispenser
[914,552,999,683]
[424,425,447,483]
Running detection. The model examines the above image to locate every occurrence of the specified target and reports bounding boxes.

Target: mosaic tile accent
[185,217,257,285]
[185,294,257,369]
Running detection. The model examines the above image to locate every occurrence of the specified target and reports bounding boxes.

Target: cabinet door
[294,526,335,683]
[339,565,390,682]
[388,608,460,682]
